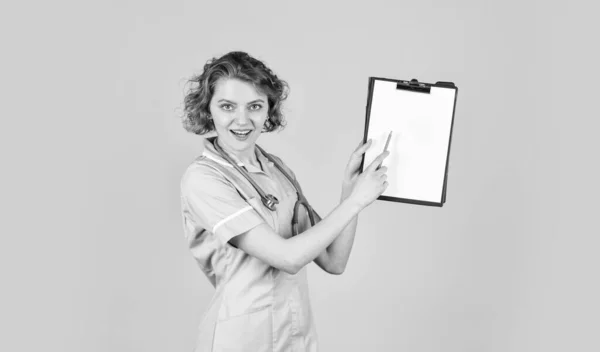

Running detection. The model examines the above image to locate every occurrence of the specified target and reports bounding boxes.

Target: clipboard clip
[396,78,431,93]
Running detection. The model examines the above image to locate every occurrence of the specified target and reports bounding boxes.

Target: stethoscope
[213,138,316,236]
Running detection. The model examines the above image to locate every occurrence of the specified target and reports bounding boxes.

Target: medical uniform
[180,137,320,352]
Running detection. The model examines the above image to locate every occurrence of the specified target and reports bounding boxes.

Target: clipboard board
[359,77,459,207]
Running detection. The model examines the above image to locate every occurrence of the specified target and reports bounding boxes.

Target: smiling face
[209,78,269,155]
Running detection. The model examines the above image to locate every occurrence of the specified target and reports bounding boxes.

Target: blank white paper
[363,79,456,204]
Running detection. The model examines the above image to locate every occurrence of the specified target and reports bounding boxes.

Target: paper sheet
[363,79,456,204]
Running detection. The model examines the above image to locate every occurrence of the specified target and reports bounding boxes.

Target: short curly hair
[182,51,290,135]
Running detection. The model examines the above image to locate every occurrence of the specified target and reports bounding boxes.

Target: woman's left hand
[341,139,372,199]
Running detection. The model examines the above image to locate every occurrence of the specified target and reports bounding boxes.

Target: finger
[376,166,388,174]
[353,140,364,152]
[358,139,373,156]
[352,140,371,159]
[367,151,390,172]
[360,139,372,152]
[373,165,387,175]
[355,140,364,151]
[354,139,371,153]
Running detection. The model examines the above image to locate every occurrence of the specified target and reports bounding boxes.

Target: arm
[312,183,358,275]
[230,197,362,275]
[313,139,383,275]
[235,143,385,275]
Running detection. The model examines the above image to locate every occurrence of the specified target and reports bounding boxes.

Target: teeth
[231,130,251,135]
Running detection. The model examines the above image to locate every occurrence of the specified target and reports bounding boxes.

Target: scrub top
[180,136,321,352]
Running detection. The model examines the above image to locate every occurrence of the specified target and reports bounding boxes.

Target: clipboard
[359,77,459,207]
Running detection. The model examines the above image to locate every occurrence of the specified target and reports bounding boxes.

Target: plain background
[2,0,599,351]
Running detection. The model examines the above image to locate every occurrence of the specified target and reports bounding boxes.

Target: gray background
[2,0,599,351]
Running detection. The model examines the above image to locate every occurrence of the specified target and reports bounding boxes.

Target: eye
[249,104,263,111]
[220,104,234,111]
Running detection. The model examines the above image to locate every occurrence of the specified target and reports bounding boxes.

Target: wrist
[341,181,353,197]
[340,195,363,215]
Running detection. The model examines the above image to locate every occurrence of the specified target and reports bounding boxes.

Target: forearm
[287,197,361,272]
[325,185,360,271]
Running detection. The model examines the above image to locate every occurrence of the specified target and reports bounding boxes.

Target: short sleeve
[181,164,265,244]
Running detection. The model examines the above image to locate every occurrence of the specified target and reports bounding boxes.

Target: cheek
[209,109,230,125]
[252,112,269,124]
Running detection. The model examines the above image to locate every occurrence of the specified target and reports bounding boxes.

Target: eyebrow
[217,99,265,104]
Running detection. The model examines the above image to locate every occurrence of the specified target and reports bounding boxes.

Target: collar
[201,136,273,174]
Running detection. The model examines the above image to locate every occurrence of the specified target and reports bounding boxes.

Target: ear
[262,116,271,132]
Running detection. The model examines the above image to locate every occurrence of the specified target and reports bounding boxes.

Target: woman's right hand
[347,149,390,209]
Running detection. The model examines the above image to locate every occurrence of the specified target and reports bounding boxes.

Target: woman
[180,51,389,352]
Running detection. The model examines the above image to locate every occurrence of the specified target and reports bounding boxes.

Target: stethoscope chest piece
[262,194,279,211]
[212,138,299,214]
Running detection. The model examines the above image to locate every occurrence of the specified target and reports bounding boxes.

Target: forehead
[212,78,267,102]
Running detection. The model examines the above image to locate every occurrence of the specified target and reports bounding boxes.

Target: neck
[216,137,259,167]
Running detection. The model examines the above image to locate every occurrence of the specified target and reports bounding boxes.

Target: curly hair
[182,51,290,135]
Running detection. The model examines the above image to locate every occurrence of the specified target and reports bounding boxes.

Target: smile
[230,129,252,136]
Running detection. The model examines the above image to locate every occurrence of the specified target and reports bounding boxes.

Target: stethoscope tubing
[212,138,316,236]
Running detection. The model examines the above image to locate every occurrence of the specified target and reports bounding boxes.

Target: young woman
[180,51,389,352]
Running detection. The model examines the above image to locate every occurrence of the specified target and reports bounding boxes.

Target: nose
[234,109,251,124]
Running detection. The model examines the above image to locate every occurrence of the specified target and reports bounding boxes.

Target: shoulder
[180,156,231,195]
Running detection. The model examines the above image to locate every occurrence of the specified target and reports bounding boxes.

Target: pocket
[274,190,298,238]
[284,191,315,236]
[212,306,273,352]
